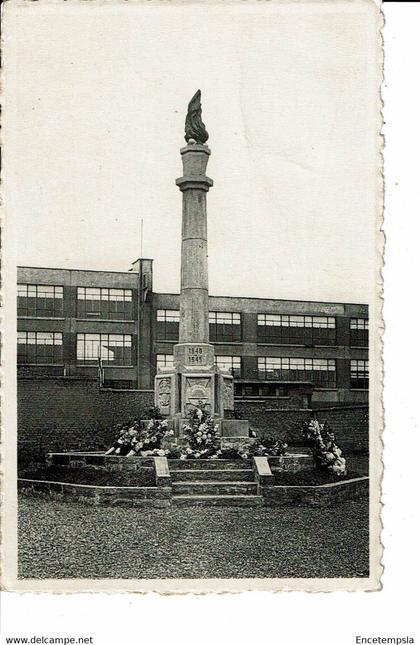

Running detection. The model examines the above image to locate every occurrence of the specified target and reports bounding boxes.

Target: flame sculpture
[184,89,209,144]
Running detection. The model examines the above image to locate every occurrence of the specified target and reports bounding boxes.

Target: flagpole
[137,218,144,390]
[140,218,144,258]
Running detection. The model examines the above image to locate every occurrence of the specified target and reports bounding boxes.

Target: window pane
[350,359,369,388]
[17,331,63,363]
[38,286,55,298]
[257,314,336,345]
[85,288,101,299]
[157,354,174,369]
[209,312,241,342]
[257,356,336,386]
[77,333,132,365]
[350,318,369,346]
[17,284,64,317]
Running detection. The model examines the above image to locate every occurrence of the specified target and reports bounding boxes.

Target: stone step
[170,469,254,482]
[173,494,263,507]
[169,459,251,471]
[172,481,258,496]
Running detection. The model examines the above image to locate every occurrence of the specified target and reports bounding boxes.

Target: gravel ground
[18,495,369,579]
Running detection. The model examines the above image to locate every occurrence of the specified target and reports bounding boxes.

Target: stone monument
[155,91,247,440]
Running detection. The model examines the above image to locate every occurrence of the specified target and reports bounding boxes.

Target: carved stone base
[155,366,234,425]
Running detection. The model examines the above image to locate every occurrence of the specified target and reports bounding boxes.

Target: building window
[156,354,174,370]
[76,333,132,365]
[17,331,63,364]
[257,357,336,388]
[156,309,180,341]
[77,287,133,320]
[350,318,369,346]
[240,384,260,397]
[257,314,336,346]
[234,383,288,398]
[215,355,241,377]
[350,359,369,389]
[17,284,63,318]
[209,312,241,342]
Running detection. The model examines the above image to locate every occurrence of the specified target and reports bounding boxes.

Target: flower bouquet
[249,436,288,458]
[105,418,174,457]
[219,435,287,460]
[302,419,347,476]
[181,405,221,459]
[105,423,138,456]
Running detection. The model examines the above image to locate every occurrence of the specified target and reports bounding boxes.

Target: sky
[5,0,380,304]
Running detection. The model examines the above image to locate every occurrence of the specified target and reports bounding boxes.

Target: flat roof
[156,292,369,308]
[17,266,368,307]
[17,265,135,275]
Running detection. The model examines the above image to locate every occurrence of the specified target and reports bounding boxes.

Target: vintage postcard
[1,0,383,592]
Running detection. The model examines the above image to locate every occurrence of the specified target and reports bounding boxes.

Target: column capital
[175,176,214,192]
[180,143,211,156]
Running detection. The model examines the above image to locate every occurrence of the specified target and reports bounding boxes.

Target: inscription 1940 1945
[187,346,204,365]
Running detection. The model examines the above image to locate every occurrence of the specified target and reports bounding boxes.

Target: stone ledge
[47,452,155,470]
[18,475,368,508]
[18,479,171,508]
[262,476,369,507]
[269,454,314,473]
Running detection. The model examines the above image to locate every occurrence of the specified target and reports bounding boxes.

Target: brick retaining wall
[18,377,154,463]
[18,377,368,464]
[313,406,369,453]
[235,401,368,453]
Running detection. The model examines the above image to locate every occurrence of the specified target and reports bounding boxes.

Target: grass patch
[20,465,155,487]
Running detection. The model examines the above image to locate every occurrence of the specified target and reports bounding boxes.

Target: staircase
[169,459,263,507]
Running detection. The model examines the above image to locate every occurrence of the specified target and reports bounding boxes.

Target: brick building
[17,259,368,409]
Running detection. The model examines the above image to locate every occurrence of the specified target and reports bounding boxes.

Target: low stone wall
[18,479,171,508]
[262,476,369,507]
[18,452,368,508]
[18,475,368,508]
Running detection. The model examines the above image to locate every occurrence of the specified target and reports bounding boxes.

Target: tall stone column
[173,91,214,377]
[176,145,213,344]
[172,142,215,383]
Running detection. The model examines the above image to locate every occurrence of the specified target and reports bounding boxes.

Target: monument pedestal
[155,363,251,443]
[155,342,236,437]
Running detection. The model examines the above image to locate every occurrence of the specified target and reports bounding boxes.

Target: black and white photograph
[2,0,382,592]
